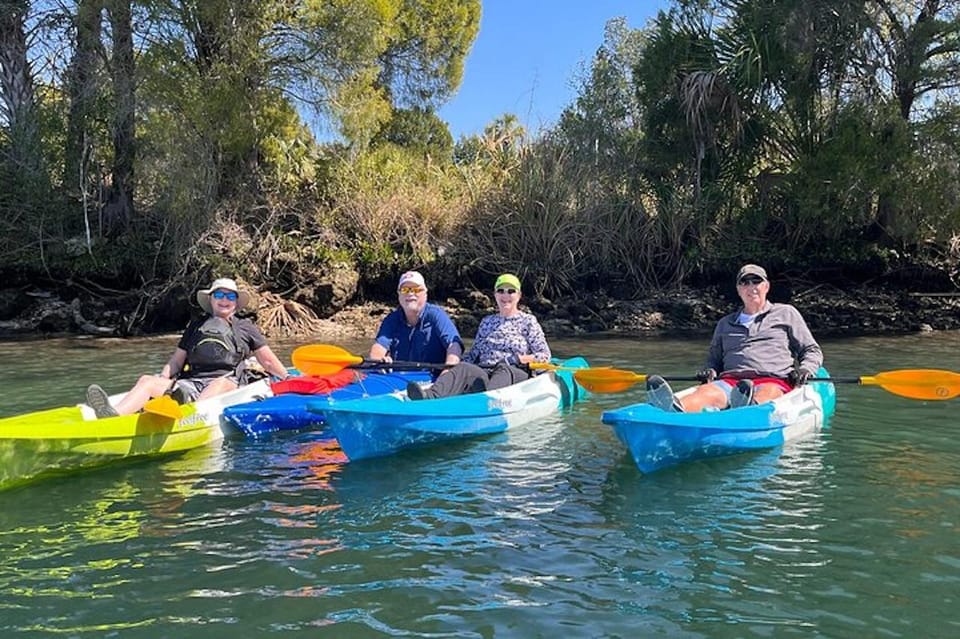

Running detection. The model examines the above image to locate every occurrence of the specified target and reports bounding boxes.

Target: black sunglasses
[496,288,518,295]
[738,276,764,286]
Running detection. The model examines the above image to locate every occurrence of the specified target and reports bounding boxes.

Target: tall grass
[451,139,697,297]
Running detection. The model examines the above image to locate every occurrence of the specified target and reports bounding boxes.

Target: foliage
[371,106,453,160]
[324,143,471,274]
[558,17,646,184]
[5,0,960,331]
[0,0,480,296]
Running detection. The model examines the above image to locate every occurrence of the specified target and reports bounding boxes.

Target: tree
[298,0,480,147]
[64,0,103,199]
[861,0,960,240]
[866,0,960,121]
[558,17,646,179]
[375,0,481,107]
[0,0,45,176]
[135,0,481,183]
[371,106,453,159]
[104,0,136,232]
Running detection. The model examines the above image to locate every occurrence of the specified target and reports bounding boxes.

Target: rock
[296,266,360,316]
[0,288,30,320]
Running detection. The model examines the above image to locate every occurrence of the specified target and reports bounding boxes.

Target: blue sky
[438,1,672,140]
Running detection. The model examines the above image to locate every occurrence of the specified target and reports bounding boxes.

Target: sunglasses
[496,288,518,295]
[738,276,764,286]
[212,290,238,301]
[399,286,424,295]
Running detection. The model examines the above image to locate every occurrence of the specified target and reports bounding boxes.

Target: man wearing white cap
[85,277,288,418]
[646,263,823,412]
[369,270,463,370]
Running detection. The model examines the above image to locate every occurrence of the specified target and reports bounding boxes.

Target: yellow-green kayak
[0,379,272,489]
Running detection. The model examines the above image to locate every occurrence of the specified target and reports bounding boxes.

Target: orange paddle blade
[292,344,363,376]
[143,395,183,419]
[860,369,960,400]
[573,368,648,393]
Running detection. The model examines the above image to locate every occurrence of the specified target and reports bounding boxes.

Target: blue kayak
[602,368,836,474]
[222,370,431,438]
[312,357,590,460]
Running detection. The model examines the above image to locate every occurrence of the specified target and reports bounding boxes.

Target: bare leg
[679,383,730,413]
[198,377,238,399]
[114,374,174,415]
[753,384,786,405]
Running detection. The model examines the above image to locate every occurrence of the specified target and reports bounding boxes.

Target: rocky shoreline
[2,282,959,341]
[318,284,960,342]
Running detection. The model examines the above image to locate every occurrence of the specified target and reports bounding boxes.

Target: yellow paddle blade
[528,362,588,372]
[861,369,960,400]
[573,368,648,393]
[528,362,558,371]
[292,344,363,376]
[143,395,183,419]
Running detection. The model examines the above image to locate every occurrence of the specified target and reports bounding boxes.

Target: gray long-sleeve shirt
[705,302,823,379]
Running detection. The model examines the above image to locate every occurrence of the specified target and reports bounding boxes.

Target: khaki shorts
[172,375,239,402]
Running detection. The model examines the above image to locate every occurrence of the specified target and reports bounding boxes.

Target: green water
[0,333,958,637]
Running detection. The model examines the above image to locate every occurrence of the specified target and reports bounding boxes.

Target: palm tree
[0,0,45,176]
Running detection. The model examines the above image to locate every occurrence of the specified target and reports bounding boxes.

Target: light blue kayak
[222,370,431,438]
[602,368,836,474]
[312,357,590,460]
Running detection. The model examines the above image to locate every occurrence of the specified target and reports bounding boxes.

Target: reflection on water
[288,437,349,491]
[0,446,227,634]
[0,333,959,636]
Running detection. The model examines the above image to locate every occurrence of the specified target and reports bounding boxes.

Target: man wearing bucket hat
[368,270,464,371]
[645,264,823,413]
[85,277,288,418]
[407,272,551,400]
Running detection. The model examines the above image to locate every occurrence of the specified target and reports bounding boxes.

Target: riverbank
[2,281,958,341]
[290,283,960,342]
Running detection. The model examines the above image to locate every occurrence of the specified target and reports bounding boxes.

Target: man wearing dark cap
[646,263,823,413]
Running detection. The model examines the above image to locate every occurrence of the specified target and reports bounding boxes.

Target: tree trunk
[103,0,135,233]
[872,0,942,244]
[64,0,104,199]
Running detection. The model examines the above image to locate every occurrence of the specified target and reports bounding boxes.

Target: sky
[437,0,673,140]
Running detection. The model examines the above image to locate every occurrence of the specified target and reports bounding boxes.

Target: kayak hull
[602,369,836,474]
[315,357,590,460]
[222,370,431,438]
[0,379,272,489]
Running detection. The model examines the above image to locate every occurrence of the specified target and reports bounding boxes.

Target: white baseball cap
[397,271,427,291]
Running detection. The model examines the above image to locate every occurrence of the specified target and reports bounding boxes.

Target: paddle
[528,362,591,372]
[572,368,960,400]
[572,369,699,394]
[292,344,455,377]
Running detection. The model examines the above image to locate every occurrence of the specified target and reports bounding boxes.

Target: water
[1,333,959,637]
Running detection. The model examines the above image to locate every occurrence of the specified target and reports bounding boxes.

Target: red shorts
[718,376,793,393]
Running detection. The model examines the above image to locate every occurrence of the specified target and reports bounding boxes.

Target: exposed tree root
[255,290,324,337]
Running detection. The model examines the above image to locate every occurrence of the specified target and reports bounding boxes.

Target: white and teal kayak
[312,357,590,460]
[602,368,836,473]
